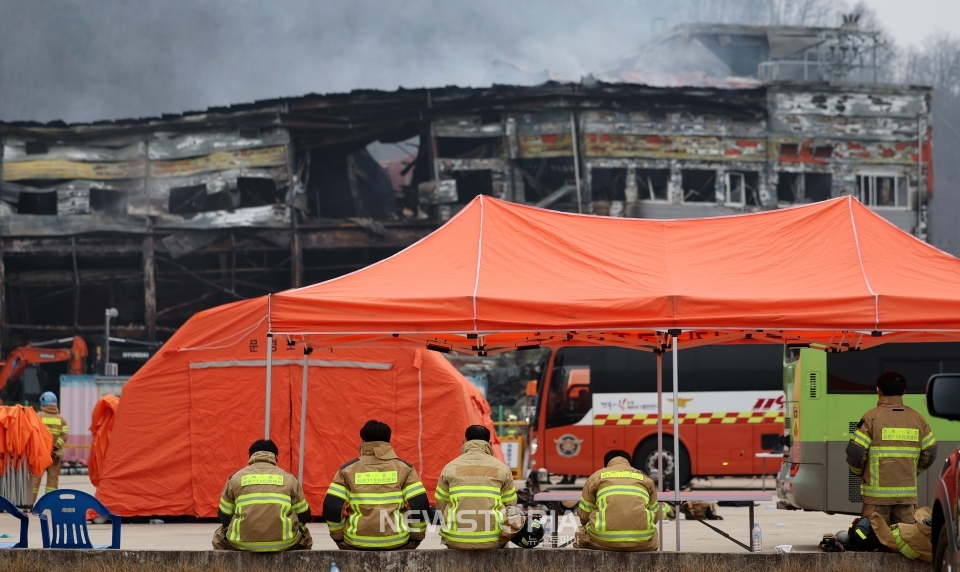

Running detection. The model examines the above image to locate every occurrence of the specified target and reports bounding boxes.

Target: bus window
[827,342,960,394]
[545,366,591,429]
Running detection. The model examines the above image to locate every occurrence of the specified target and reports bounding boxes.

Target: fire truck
[527,344,784,487]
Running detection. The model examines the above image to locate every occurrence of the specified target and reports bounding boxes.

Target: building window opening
[779,143,799,158]
[90,189,128,215]
[18,190,58,215]
[169,184,235,214]
[452,170,493,202]
[436,137,501,159]
[237,177,280,208]
[724,171,760,207]
[637,168,670,201]
[813,145,833,158]
[516,158,576,204]
[681,170,716,203]
[777,173,833,204]
[856,175,907,208]
[591,168,626,201]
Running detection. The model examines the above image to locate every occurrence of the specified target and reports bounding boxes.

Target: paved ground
[0,475,856,552]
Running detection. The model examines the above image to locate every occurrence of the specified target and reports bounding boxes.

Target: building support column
[143,222,157,342]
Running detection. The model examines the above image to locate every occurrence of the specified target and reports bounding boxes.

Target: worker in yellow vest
[214,439,312,551]
[33,391,68,502]
[846,372,937,524]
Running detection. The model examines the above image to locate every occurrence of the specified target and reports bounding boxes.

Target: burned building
[0,61,933,352]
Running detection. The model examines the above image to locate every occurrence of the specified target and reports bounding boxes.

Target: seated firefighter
[214,439,312,551]
[322,420,429,550]
[820,507,934,562]
[436,425,544,549]
[575,449,661,552]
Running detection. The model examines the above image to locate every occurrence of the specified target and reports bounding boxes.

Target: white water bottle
[752,522,762,553]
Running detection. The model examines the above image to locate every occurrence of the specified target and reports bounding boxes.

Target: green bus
[777,343,960,514]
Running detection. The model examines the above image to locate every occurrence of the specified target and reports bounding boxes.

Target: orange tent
[88,394,119,488]
[268,196,960,351]
[95,297,501,518]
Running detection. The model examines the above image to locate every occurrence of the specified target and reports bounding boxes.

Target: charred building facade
[0,78,933,351]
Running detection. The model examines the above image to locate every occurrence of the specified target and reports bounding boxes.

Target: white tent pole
[657,349,663,550]
[672,334,681,551]
[298,345,310,483]
[265,333,273,439]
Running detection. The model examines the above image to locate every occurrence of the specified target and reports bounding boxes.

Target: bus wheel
[632,438,691,490]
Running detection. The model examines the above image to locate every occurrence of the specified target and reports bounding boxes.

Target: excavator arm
[0,336,88,393]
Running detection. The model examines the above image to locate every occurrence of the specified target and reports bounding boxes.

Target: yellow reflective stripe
[501,488,518,503]
[219,498,235,515]
[600,470,644,481]
[236,492,291,505]
[328,521,345,531]
[578,498,596,513]
[230,536,299,552]
[440,529,501,543]
[42,418,62,426]
[447,486,502,499]
[881,428,920,442]
[403,482,426,500]
[852,430,872,448]
[435,487,450,502]
[349,494,403,505]
[586,525,656,542]
[354,471,398,485]
[861,486,918,497]
[343,531,409,548]
[449,485,501,493]
[855,528,868,540]
[850,466,864,476]
[597,485,650,501]
[326,483,349,500]
[409,521,427,532]
[240,474,284,486]
[292,499,309,513]
[921,433,936,450]
[893,528,920,560]
[871,446,921,453]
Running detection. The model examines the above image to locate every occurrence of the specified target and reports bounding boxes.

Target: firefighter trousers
[32,459,61,500]
[212,525,313,551]
[862,503,917,525]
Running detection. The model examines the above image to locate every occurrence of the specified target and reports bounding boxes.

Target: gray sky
[0,0,958,123]
[867,0,960,47]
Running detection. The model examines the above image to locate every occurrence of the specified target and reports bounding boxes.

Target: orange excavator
[0,336,88,394]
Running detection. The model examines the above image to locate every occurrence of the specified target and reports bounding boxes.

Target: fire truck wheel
[632,438,691,490]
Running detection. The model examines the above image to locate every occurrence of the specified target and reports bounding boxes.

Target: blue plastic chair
[32,489,120,549]
[0,495,28,548]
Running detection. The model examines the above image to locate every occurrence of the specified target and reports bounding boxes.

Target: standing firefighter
[846,371,937,525]
[322,420,429,550]
[435,425,543,549]
[33,391,68,502]
[575,449,662,551]
[213,439,312,551]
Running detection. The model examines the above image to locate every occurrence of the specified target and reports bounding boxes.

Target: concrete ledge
[0,549,930,572]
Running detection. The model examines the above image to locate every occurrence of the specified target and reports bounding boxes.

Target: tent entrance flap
[298,346,311,483]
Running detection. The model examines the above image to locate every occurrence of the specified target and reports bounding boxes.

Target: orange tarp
[0,405,53,476]
[268,196,960,353]
[88,394,119,487]
[95,297,501,518]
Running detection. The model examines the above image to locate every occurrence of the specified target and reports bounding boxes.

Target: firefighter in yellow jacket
[575,449,662,551]
[322,420,429,550]
[33,391,68,502]
[213,439,312,551]
[435,425,523,549]
[846,371,937,525]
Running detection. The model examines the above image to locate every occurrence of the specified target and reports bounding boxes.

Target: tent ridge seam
[662,221,678,322]
[848,196,879,330]
[472,196,484,333]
